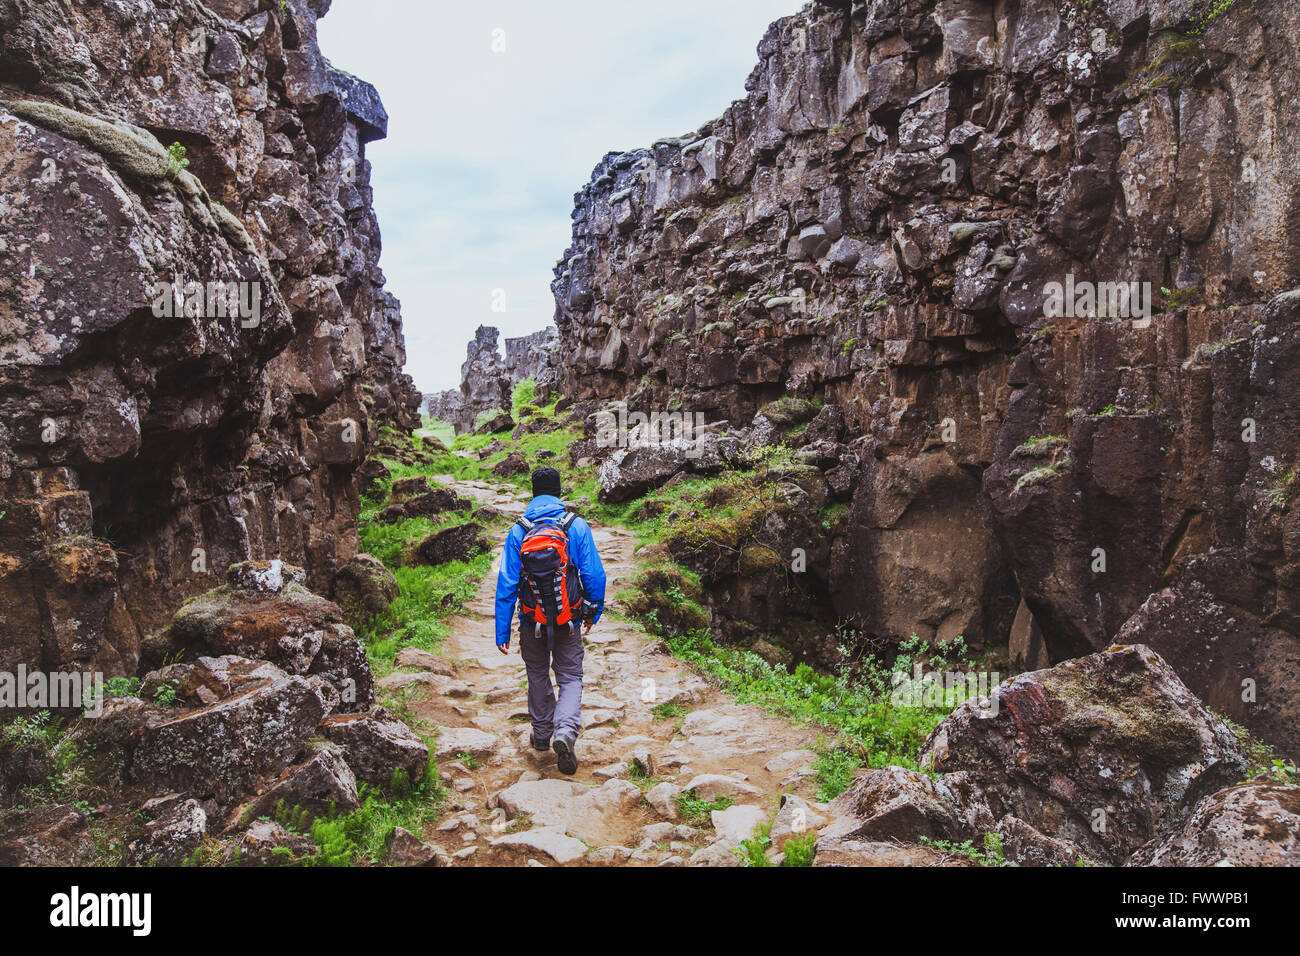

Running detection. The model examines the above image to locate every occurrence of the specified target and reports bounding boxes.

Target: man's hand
[583,619,594,635]
[498,641,510,655]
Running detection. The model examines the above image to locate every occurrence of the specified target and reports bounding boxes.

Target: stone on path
[490,826,587,865]
[765,749,816,782]
[435,727,500,759]
[492,777,643,845]
[646,782,683,819]
[395,648,457,675]
[770,794,827,847]
[711,804,768,843]
[681,773,762,802]
[688,838,743,867]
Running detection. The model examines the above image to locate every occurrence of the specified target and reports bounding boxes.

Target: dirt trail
[391,477,832,866]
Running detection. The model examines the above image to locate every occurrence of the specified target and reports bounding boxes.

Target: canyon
[0,0,1296,869]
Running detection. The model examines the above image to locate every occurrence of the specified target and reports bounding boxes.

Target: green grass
[1221,714,1299,784]
[781,831,817,867]
[917,832,1008,867]
[1012,434,1066,456]
[651,701,687,720]
[164,141,189,179]
[675,789,734,829]
[1014,457,1070,492]
[295,767,445,866]
[811,746,860,801]
[657,629,955,773]
[354,430,515,668]
[366,558,487,666]
[0,712,97,811]
[1266,466,1296,509]
[511,378,536,417]
[420,416,456,447]
[734,820,775,867]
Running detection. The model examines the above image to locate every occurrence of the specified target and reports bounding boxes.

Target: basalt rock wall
[0,0,420,683]
[551,0,1300,755]
[428,324,561,434]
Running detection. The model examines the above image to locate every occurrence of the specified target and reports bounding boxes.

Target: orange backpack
[517,513,584,641]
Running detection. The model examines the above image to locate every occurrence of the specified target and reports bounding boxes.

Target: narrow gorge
[0,0,1297,874]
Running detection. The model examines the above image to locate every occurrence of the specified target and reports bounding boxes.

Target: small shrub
[164,141,189,179]
[782,831,817,867]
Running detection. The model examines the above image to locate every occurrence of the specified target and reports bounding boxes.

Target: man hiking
[495,467,606,774]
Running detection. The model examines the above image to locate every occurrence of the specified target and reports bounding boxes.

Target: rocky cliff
[551,0,1300,755]
[0,0,420,684]
[427,324,561,433]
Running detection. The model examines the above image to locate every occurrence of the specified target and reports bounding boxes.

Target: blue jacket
[495,495,606,646]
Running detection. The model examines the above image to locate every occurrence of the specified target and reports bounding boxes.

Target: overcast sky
[317,0,802,394]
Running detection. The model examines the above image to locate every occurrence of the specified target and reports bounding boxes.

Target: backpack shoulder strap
[516,516,535,533]
[558,511,578,532]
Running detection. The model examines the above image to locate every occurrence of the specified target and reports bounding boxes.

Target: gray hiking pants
[519,622,584,742]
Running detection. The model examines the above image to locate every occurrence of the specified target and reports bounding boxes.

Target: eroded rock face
[0,0,420,687]
[548,0,1300,756]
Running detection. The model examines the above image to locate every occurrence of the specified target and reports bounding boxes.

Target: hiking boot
[552,735,578,775]
[529,733,550,752]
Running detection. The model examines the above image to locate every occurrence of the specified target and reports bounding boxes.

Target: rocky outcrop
[548,0,1300,757]
[0,0,420,690]
[21,559,430,857]
[1129,780,1300,866]
[818,644,1294,867]
[428,324,561,433]
[141,559,375,707]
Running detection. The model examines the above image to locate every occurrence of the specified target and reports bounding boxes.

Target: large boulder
[402,488,470,517]
[492,452,529,477]
[415,523,489,565]
[129,675,327,805]
[1114,553,1300,761]
[820,766,991,844]
[597,446,690,503]
[231,745,360,826]
[919,644,1247,863]
[1128,782,1300,867]
[142,561,374,708]
[317,706,429,786]
[475,408,514,435]
[331,553,399,623]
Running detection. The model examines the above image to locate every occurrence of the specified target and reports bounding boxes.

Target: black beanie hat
[531,467,562,498]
